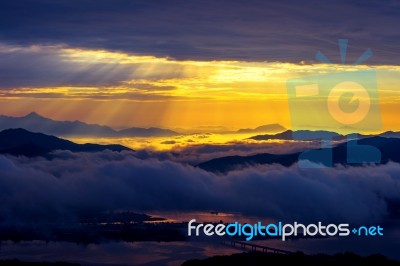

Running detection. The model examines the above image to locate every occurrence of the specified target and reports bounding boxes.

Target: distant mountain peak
[248,129,346,141]
[0,112,180,137]
[25,111,42,117]
[236,124,286,134]
[23,112,49,120]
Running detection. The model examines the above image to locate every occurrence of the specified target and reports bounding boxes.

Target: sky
[0,0,399,130]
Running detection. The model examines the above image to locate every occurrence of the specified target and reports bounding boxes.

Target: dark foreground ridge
[198,136,400,173]
[182,251,400,266]
[0,260,79,266]
[0,128,131,157]
[0,211,186,243]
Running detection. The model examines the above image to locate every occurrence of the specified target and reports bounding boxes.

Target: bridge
[221,239,293,254]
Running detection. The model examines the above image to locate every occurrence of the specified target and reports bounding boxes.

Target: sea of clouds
[1,149,400,230]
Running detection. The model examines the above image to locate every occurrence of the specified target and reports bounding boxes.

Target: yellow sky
[0,46,399,131]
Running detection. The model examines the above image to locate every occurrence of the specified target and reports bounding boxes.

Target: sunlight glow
[1,45,400,130]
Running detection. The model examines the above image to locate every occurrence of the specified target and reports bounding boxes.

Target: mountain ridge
[198,136,400,173]
[235,123,286,134]
[0,128,131,157]
[0,112,179,137]
[248,129,400,141]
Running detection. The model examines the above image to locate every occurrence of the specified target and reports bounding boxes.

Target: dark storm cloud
[0,45,134,88]
[0,0,399,64]
[0,44,189,89]
[1,151,400,229]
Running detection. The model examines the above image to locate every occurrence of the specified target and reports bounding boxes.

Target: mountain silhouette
[236,124,286,134]
[0,112,179,137]
[0,128,131,157]
[379,131,400,138]
[198,136,400,173]
[198,153,299,173]
[248,129,400,142]
[248,130,345,141]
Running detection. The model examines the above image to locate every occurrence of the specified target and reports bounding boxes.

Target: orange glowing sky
[0,45,399,132]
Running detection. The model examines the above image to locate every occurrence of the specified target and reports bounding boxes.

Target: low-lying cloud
[1,150,400,230]
[131,139,321,165]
